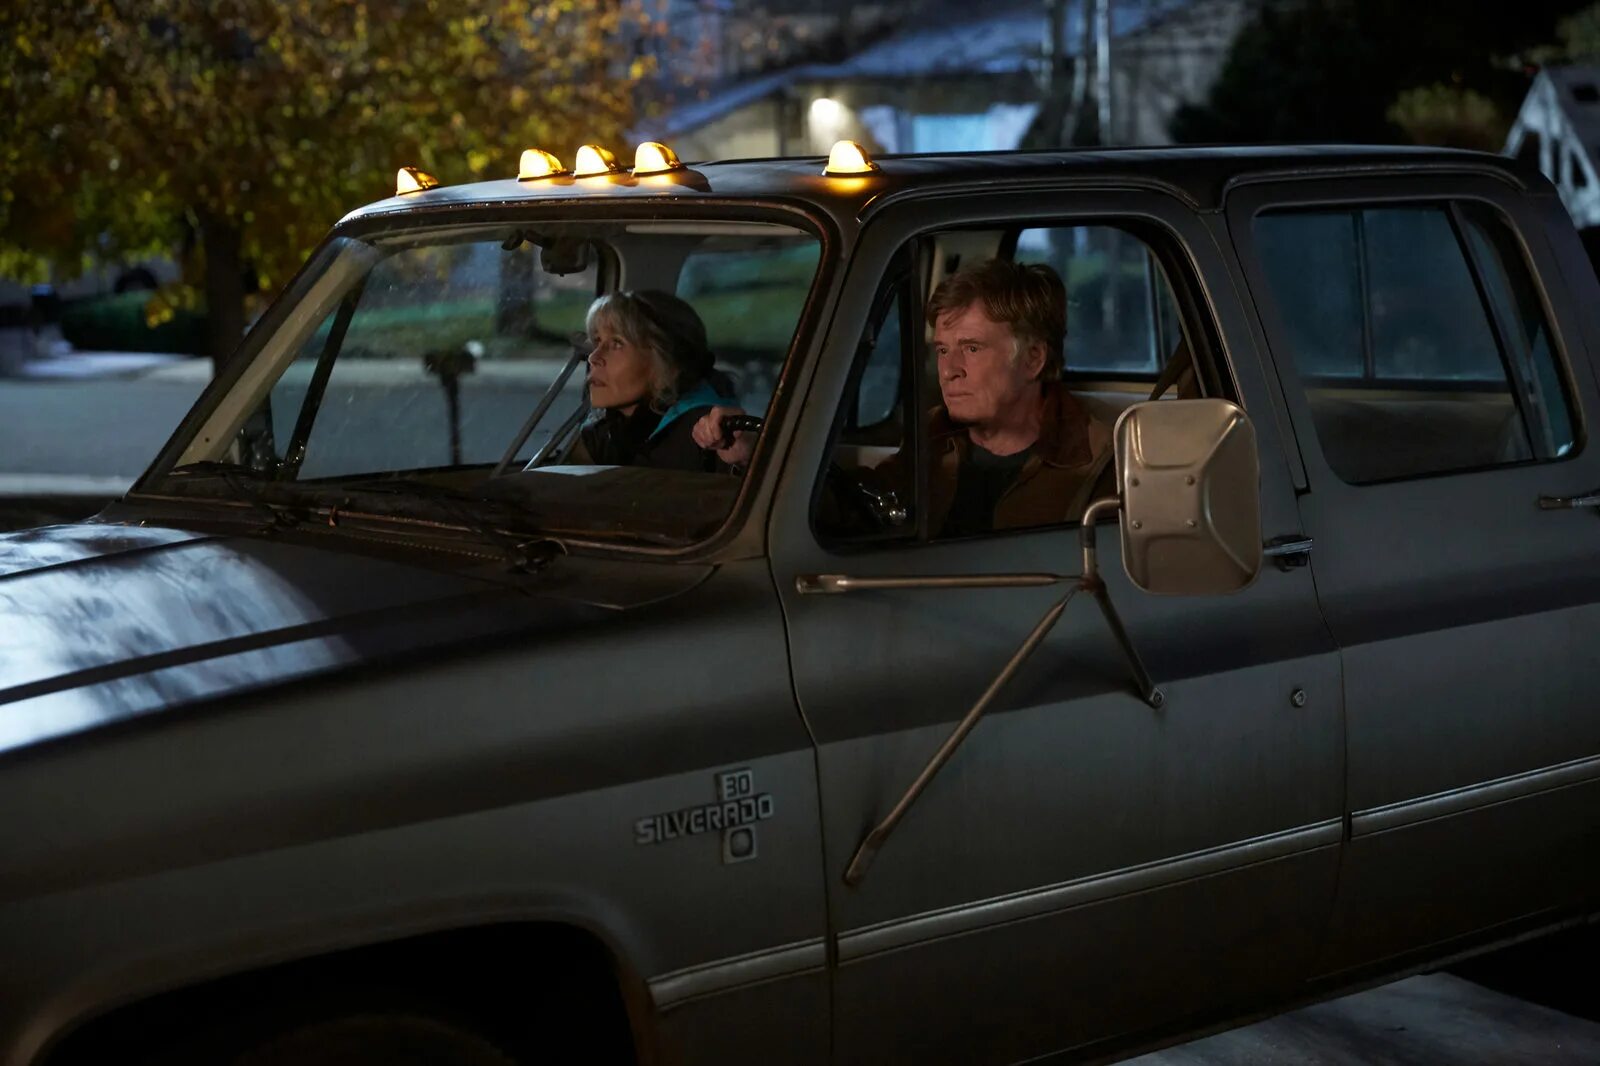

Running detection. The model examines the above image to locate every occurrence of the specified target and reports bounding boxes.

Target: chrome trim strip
[1352,752,1600,837]
[648,937,827,1009]
[838,819,1343,963]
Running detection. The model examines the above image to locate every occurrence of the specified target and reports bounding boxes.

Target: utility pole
[1071,0,1095,144]
[1095,0,1112,144]
[1022,0,1074,149]
[1045,0,1071,107]
[1027,0,1113,149]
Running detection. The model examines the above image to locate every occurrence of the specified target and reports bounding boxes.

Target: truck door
[766,190,1344,1064]
[1227,172,1600,979]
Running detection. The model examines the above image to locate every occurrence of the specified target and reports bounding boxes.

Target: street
[0,347,580,494]
[1136,971,1600,1064]
[0,353,207,494]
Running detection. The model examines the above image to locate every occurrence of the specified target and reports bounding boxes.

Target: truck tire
[230,1014,519,1066]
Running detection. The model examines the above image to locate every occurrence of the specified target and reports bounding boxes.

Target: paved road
[0,352,580,493]
[1,368,209,493]
[1132,972,1600,1064]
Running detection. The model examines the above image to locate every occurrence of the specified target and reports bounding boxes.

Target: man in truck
[694,257,1116,535]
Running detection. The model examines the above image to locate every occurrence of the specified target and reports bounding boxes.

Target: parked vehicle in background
[0,256,198,371]
[1,142,1598,1066]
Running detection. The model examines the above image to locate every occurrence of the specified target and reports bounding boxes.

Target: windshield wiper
[162,460,298,530]
[336,477,562,572]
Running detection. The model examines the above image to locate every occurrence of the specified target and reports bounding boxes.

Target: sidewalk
[13,350,191,380]
[1130,973,1600,1064]
[0,327,191,381]
[135,353,568,388]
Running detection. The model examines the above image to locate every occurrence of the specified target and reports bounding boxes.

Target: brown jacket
[878,382,1117,536]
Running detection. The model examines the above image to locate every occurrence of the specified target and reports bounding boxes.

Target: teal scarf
[648,380,735,441]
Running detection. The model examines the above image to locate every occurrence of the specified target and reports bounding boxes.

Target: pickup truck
[3,143,1598,1066]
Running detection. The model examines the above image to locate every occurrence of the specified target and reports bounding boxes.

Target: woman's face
[587,316,654,413]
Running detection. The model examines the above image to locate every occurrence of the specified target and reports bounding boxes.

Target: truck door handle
[1539,490,1600,510]
[1263,535,1313,570]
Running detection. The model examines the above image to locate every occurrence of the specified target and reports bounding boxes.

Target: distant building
[642,0,1255,162]
[1505,65,1600,228]
[649,1,907,86]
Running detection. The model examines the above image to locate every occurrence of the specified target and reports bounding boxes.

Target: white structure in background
[1506,65,1600,227]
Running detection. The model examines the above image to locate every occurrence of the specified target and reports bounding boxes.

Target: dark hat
[621,289,715,382]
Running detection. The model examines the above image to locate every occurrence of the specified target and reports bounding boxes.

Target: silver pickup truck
[3,143,1599,1066]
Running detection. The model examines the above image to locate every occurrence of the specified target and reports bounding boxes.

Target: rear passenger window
[1253,203,1576,483]
[1014,225,1184,376]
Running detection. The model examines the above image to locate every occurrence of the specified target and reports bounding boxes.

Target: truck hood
[0,522,706,758]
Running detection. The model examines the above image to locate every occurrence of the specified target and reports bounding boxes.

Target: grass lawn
[331,284,807,364]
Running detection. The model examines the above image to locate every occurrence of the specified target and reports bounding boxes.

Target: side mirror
[1114,398,1262,596]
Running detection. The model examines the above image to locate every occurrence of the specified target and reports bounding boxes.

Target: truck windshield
[145,215,822,545]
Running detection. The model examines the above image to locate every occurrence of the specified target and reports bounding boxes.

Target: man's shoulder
[1075,393,1122,430]
[1037,382,1113,466]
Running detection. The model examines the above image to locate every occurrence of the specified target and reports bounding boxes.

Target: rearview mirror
[539,236,594,276]
[1114,399,1261,596]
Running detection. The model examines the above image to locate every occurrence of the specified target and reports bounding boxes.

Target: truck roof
[341,144,1542,230]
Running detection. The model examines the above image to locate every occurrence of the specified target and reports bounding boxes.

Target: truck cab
[2,142,1598,1066]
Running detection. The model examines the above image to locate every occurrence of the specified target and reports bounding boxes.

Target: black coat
[571,404,724,472]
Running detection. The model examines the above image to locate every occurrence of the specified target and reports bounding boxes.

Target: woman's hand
[692,406,757,467]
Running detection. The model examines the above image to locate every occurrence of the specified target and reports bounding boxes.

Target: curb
[136,358,568,387]
[0,474,133,496]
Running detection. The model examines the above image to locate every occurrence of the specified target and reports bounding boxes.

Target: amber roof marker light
[518,148,569,180]
[395,166,440,195]
[573,144,620,177]
[632,141,683,176]
[824,140,879,176]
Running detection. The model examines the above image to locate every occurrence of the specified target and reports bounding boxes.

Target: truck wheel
[231,1014,519,1066]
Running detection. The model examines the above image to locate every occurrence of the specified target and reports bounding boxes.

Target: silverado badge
[634,768,775,864]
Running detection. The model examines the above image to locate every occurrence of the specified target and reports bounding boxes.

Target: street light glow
[809,97,844,124]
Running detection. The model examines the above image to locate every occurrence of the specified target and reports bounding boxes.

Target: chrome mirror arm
[802,497,1164,887]
[1079,495,1120,580]
[1079,497,1164,712]
[842,583,1082,886]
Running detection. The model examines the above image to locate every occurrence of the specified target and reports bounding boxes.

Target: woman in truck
[570,289,741,472]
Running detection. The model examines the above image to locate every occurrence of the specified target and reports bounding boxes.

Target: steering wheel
[715,413,764,448]
[707,412,906,529]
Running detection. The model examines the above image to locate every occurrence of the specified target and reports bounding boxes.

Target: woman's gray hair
[585,290,717,412]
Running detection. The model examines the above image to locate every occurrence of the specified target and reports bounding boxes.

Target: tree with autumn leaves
[0,0,653,363]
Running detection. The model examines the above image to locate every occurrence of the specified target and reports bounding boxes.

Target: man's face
[932,302,1045,428]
